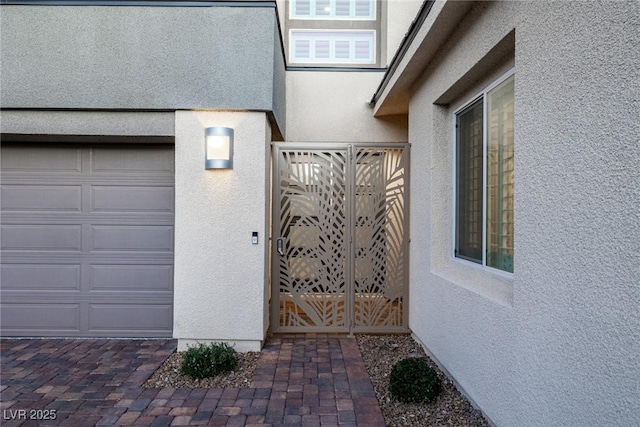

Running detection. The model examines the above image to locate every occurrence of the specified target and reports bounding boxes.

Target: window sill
[432,259,514,307]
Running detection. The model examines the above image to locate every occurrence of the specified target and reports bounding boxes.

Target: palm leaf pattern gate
[272,144,408,333]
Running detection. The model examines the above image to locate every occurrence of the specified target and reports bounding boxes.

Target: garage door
[0,143,174,337]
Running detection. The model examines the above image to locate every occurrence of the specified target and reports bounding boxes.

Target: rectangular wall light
[205,127,234,169]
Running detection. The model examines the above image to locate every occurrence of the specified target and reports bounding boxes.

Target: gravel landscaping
[142,334,488,426]
[142,350,261,389]
[356,334,489,427]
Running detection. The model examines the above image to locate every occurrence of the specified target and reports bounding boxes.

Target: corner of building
[173,110,272,352]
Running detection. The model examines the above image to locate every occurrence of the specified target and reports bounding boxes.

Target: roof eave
[371,0,474,117]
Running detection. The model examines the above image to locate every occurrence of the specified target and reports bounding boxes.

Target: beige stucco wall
[384,0,422,64]
[406,1,639,426]
[276,0,421,141]
[173,111,270,352]
[275,0,286,34]
[286,71,407,142]
[278,0,423,135]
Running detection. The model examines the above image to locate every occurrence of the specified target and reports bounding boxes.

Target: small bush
[180,342,237,379]
[389,357,441,403]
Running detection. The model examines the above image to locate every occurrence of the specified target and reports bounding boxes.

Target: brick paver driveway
[0,336,385,426]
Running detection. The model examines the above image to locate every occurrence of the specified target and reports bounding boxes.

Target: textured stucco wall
[286,71,407,142]
[513,1,639,424]
[1,6,278,115]
[384,0,422,65]
[275,0,285,31]
[272,18,287,140]
[173,111,270,352]
[0,111,174,136]
[408,1,639,426]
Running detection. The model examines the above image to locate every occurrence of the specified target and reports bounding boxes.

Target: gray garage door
[0,143,174,337]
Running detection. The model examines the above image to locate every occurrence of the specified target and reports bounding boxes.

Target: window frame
[288,29,377,65]
[289,0,376,21]
[452,68,515,277]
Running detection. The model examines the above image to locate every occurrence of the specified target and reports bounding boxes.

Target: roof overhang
[371,0,474,116]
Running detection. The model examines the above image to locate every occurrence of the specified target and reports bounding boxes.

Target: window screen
[456,98,484,263]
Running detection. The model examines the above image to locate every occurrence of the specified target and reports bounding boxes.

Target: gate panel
[275,149,349,331]
[353,147,407,330]
[273,144,408,333]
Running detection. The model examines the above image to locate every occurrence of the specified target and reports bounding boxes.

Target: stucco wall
[408,1,639,426]
[174,111,270,352]
[1,6,281,123]
[286,71,407,142]
[272,19,287,140]
[384,0,422,65]
[0,111,174,137]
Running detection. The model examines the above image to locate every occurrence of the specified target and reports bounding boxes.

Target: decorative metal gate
[272,143,409,333]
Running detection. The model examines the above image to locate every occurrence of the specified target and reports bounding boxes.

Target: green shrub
[180,342,237,379]
[389,357,441,403]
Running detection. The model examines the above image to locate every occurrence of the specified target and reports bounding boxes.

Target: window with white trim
[291,0,375,20]
[455,72,514,273]
[290,30,375,64]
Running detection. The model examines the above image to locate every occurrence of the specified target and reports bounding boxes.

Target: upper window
[291,0,375,20]
[455,72,514,273]
[290,30,376,64]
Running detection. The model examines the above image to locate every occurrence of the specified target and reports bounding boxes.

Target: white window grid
[289,30,376,64]
[290,0,376,20]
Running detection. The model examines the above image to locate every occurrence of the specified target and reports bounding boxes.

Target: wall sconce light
[205,127,233,169]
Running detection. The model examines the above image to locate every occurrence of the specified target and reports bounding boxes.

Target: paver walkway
[0,336,385,426]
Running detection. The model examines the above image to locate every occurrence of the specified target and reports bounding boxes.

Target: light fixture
[205,127,233,169]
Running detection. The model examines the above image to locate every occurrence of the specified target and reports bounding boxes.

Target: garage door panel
[92,147,174,173]
[1,185,82,212]
[90,264,173,291]
[1,225,82,251]
[89,304,172,332]
[1,143,174,338]
[1,264,81,291]
[91,186,174,213]
[0,146,82,173]
[0,303,81,332]
[91,226,173,252]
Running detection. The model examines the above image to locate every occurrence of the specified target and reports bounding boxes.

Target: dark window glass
[456,98,484,263]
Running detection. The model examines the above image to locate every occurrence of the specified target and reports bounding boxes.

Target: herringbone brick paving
[0,336,385,426]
